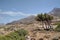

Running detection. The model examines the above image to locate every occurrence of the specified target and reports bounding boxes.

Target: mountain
[7,15,36,25]
[49,8,60,17]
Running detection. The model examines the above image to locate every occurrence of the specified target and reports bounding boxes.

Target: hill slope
[7,15,36,25]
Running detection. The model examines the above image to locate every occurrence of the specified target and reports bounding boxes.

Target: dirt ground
[28,31,60,40]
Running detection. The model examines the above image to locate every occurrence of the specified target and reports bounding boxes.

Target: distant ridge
[7,15,36,25]
[49,8,60,17]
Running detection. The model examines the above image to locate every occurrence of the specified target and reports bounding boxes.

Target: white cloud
[0,11,37,16]
[0,10,38,23]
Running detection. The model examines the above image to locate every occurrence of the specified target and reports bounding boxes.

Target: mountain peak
[53,8,60,12]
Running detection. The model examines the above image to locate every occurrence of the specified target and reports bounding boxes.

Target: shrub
[55,23,60,32]
[16,29,28,36]
[0,29,28,40]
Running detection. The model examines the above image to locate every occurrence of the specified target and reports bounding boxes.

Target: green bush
[16,29,28,36]
[0,29,28,40]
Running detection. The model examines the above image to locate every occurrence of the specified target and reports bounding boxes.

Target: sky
[0,0,60,24]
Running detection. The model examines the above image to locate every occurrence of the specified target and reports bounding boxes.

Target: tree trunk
[44,21,47,29]
[48,21,51,29]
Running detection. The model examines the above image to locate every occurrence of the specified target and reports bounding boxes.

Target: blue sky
[0,0,60,24]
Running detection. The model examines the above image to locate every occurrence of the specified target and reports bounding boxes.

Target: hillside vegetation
[0,29,28,40]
